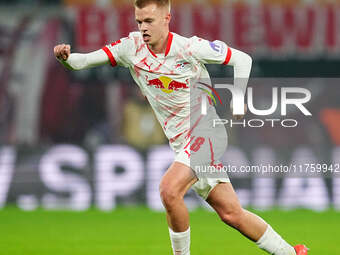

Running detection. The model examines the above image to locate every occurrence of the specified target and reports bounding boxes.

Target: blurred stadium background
[0,0,339,254]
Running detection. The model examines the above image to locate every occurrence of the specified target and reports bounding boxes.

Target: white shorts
[174,122,230,200]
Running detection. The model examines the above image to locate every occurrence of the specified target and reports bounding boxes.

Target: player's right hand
[54,44,71,61]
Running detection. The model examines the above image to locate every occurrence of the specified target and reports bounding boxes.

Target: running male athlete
[54,0,308,254]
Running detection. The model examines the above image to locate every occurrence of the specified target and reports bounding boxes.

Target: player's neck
[148,31,170,54]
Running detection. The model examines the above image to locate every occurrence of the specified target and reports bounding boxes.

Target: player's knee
[159,183,180,207]
[219,208,244,228]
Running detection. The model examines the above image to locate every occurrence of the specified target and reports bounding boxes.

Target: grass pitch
[0,207,339,254]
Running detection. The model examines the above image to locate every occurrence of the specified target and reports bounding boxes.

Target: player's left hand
[232,104,248,120]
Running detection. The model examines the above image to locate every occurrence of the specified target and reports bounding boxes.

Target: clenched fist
[54,44,71,61]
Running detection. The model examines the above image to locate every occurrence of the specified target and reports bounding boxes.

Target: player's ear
[165,13,171,24]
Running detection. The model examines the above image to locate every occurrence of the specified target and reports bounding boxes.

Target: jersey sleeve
[102,36,135,68]
[190,36,232,65]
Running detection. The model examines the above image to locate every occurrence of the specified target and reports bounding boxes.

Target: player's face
[135,3,170,46]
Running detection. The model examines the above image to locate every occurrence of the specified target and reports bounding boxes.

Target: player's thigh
[206,182,243,216]
[160,161,198,197]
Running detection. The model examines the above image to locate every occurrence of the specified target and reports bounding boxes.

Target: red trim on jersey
[111,40,121,47]
[102,46,117,67]
[165,32,173,57]
[223,47,232,65]
[147,44,158,58]
[147,32,173,58]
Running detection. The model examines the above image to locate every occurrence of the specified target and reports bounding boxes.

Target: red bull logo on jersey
[146,76,189,94]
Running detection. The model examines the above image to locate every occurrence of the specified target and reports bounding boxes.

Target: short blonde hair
[134,0,171,12]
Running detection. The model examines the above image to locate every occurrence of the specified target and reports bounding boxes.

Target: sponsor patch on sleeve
[209,40,227,56]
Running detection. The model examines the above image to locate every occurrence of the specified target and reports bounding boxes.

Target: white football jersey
[102,32,231,152]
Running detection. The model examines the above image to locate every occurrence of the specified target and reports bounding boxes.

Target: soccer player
[54,0,308,254]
